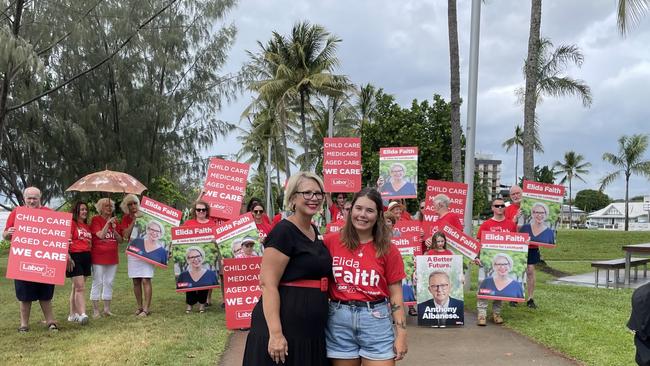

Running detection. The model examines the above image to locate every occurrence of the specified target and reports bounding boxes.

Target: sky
[210,0,650,201]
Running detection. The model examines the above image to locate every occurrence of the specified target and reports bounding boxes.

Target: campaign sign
[203,158,250,220]
[378,147,418,199]
[477,232,529,302]
[438,224,481,260]
[6,207,72,285]
[171,226,219,292]
[392,221,422,306]
[215,213,262,259]
[422,180,468,236]
[126,196,181,268]
[416,255,464,327]
[223,257,262,329]
[323,137,362,192]
[519,180,564,248]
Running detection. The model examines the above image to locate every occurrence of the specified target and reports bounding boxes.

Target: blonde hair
[120,194,140,214]
[95,198,115,213]
[283,172,325,211]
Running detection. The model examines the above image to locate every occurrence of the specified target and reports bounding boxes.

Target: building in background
[587,202,650,231]
[474,153,502,201]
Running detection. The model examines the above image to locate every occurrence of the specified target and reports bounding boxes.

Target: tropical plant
[599,134,650,231]
[553,151,591,229]
[617,0,650,35]
[503,124,544,183]
[355,83,379,132]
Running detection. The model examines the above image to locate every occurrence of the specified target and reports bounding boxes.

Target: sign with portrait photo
[378,147,418,199]
[391,221,422,306]
[477,232,529,302]
[323,137,362,193]
[6,207,72,285]
[223,257,262,329]
[416,255,464,327]
[520,180,565,248]
[203,157,250,220]
[126,196,181,268]
[214,213,262,259]
[171,226,219,292]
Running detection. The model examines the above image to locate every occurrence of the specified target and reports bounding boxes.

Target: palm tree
[617,0,649,35]
[599,134,650,231]
[521,35,593,180]
[553,151,591,229]
[503,124,543,183]
[447,0,463,182]
[522,0,542,180]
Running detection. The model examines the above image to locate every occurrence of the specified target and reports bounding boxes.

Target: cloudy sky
[212,0,650,200]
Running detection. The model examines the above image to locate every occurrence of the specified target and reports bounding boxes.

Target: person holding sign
[424,232,453,256]
[417,271,464,327]
[478,253,524,299]
[324,187,408,364]
[381,162,417,197]
[3,187,58,332]
[178,246,218,313]
[235,236,260,258]
[250,202,272,242]
[90,198,122,318]
[518,201,554,309]
[243,172,332,366]
[475,198,516,326]
[504,185,523,225]
[128,220,168,265]
[66,201,92,325]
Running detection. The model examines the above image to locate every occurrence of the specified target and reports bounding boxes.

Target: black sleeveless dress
[242,220,332,366]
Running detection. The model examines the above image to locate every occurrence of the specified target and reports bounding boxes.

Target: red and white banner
[477,232,529,302]
[171,226,215,244]
[440,224,481,260]
[391,221,423,256]
[223,257,262,329]
[323,138,362,192]
[6,207,72,285]
[203,158,250,219]
[171,226,219,293]
[522,180,565,202]
[423,180,468,234]
[139,196,183,226]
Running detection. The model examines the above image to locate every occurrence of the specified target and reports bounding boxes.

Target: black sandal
[18,326,29,332]
[47,323,59,332]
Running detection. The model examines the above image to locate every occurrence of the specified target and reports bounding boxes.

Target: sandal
[138,310,150,317]
[408,307,417,316]
[18,326,29,333]
[135,308,144,316]
[47,323,59,332]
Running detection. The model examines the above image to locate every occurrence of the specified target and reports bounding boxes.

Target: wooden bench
[591,258,650,288]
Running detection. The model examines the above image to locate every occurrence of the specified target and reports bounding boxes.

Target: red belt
[280,278,328,292]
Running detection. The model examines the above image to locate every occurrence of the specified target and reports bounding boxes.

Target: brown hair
[191,200,211,219]
[431,231,447,250]
[340,187,391,257]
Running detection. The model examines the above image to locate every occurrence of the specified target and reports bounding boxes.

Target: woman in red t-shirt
[424,231,454,256]
[66,202,93,325]
[250,202,272,243]
[89,198,122,318]
[324,187,408,364]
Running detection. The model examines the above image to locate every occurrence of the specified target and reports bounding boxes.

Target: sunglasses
[253,209,264,214]
[493,204,506,208]
[195,208,207,212]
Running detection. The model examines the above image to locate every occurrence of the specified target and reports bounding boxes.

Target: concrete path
[218,312,579,366]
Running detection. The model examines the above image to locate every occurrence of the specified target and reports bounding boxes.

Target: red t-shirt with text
[504,203,519,222]
[325,219,345,234]
[256,221,272,243]
[70,221,92,253]
[324,232,405,302]
[329,205,343,222]
[90,215,120,265]
[477,217,517,239]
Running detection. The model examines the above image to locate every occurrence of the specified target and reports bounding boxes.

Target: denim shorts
[326,300,395,360]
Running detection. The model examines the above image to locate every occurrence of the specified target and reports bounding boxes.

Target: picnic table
[623,243,650,285]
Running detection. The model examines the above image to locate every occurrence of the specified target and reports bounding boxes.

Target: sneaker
[67,314,79,322]
[527,298,537,309]
[492,314,504,325]
[509,301,517,307]
[78,314,89,325]
[477,315,487,326]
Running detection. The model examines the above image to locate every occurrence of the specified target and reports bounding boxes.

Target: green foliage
[147,176,194,210]
[360,91,458,212]
[402,254,415,279]
[574,189,611,212]
[473,172,490,218]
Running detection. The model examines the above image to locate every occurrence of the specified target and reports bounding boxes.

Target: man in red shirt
[504,185,523,224]
[325,200,351,234]
[326,192,347,222]
[2,187,58,332]
[422,194,464,252]
[476,197,516,327]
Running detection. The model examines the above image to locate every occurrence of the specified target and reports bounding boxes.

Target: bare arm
[2,227,15,240]
[388,281,408,361]
[259,247,290,363]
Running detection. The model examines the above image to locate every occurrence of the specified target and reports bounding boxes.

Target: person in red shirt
[251,202,272,242]
[422,194,464,253]
[324,187,407,364]
[504,185,523,224]
[3,187,58,332]
[89,198,122,318]
[424,231,454,256]
[66,201,93,325]
[475,197,516,326]
[325,200,351,234]
[326,192,347,223]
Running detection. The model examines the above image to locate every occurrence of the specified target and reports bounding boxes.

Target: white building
[475,153,502,201]
[560,204,586,225]
[587,202,650,230]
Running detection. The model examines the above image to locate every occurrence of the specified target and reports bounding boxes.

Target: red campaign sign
[480,231,529,246]
[391,221,422,256]
[140,196,183,224]
[223,257,262,329]
[422,180,468,235]
[380,146,418,158]
[214,213,256,242]
[171,226,215,244]
[522,180,565,202]
[203,158,250,219]
[440,224,481,260]
[6,207,72,285]
[323,137,362,192]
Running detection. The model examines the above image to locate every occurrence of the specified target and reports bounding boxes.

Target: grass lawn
[0,244,231,365]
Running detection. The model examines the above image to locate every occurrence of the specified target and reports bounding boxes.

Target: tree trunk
[280,117,291,180]
[448,0,463,182]
[299,89,309,170]
[568,178,572,229]
[515,144,519,183]
[625,173,630,231]
[522,0,542,180]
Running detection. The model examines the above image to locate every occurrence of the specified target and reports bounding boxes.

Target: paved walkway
[218,312,579,366]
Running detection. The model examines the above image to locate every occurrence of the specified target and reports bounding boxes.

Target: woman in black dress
[242,172,332,366]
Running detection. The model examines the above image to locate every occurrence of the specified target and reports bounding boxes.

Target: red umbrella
[66,170,147,194]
